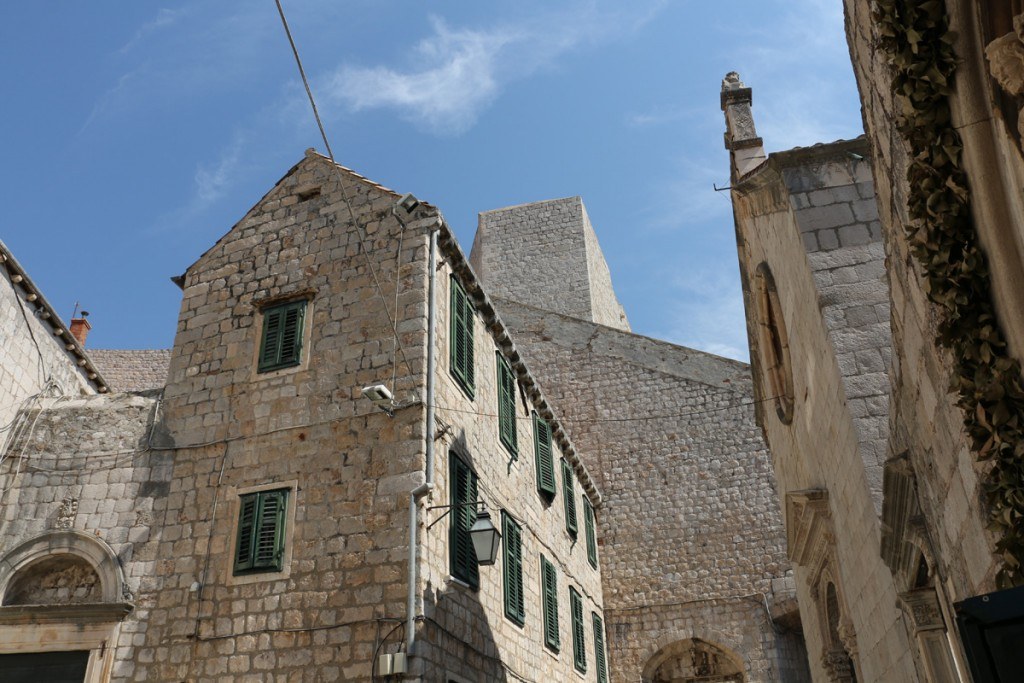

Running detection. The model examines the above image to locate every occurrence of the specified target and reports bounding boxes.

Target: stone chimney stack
[721,72,766,180]
[70,315,91,346]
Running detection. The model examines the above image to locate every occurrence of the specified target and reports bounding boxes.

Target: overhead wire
[9,392,778,473]
[273,0,413,387]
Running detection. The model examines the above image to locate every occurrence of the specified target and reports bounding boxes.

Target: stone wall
[779,148,891,509]
[491,299,805,682]
[0,392,169,673]
[0,246,95,440]
[416,259,605,682]
[841,0,1013,606]
[471,197,630,332]
[128,152,434,682]
[729,140,919,681]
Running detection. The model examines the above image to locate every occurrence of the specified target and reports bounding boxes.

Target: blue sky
[1,1,863,359]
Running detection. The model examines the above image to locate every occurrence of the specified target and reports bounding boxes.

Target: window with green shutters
[533,413,556,500]
[258,300,306,373]
[233,489,289,575]
[449,276,475,398]
[449,453,479,588]
[501,511,525,625]
[561,459,578,537]
[593,612,608,683]
[570,586,586,673]
[541,555,559,651]
[584,497,598,569]
[496,353,518,457]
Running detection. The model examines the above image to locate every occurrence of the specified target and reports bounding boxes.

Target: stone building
[0,145,811,680]
[0,151,608,682]
[726,0,1024,674]
[470,196,809,682]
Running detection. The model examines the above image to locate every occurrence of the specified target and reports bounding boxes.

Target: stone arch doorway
[0,531,133,683]
[642,637,745,683]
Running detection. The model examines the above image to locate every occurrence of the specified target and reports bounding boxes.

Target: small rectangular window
[593,612,608,683]
[258,299,306,373]
[584,498,598,569]
[562,459,578,537]
[449,276,475,398]
[541,555,560,652]
[570,586,586,673]
[534,413,556,499]
[449,453,479,588]
[497,353,518,457]
[502,511,525,625]
[234,489,289,575]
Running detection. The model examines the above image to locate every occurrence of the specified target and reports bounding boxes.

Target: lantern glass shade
[469,509,502,566]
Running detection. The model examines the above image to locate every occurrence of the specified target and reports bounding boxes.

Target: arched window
[754,263,795,424]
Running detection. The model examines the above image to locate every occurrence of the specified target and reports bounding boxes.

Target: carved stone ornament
[786,489,832,567]
[54,496,78,530]
[985,13,1024,144]
[821,648,855,682]
[898,588,945,634]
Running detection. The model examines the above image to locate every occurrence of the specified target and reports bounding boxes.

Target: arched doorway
[643,637,745,683]
[0,531,133,683]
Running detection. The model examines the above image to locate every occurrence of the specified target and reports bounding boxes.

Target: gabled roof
[177,149,403,284]
[0,238,108,393]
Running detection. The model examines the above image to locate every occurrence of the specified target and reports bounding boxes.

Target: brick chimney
[70,316,91,346]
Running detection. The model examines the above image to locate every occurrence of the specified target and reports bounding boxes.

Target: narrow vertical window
[584,497,598,569]
[234,489,288,575]
[541,554,560,652]
[497,353,518,457]
[561,459,578,537]
[534,413,556,499]
[449,454,479,588]
[449,276,475,398]
[502,511,525,625]
[593,612,608,683]
[570,586,586,673]
[258,300,306,372]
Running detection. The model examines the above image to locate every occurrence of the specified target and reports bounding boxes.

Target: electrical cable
[11,393,779,472]
[273,0,413,385]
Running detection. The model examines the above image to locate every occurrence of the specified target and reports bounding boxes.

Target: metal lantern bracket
[426,500,486,531]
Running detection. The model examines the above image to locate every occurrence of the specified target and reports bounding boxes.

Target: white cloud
[327,2,668,135]
[119,8,184,54]
[328,18,515,135]
[195,137,244,205]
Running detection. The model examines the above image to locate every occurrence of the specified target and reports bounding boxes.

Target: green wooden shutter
[497,353,518,457]
[234,489,288,575]
[541,555,559,651]
[449,277,475,397]
[449,454,479,588]
[584,498,598,569]
[253,490,288,571]
[234,494,258,573]
[259,308,284,371]
[562,459,578,537]
[502,512,525,625]
[258,300,306,372]
[534,413,556,498]
[278,303,305,366]
[570,587,586,673]
[593,612,608,683]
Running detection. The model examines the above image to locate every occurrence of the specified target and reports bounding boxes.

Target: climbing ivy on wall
[873,0,1024,587]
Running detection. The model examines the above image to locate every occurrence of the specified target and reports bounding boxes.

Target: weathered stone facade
[724,13,1024,671]
[0,152,607,682]
[0,239,103,437]
[471,200,809,682]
